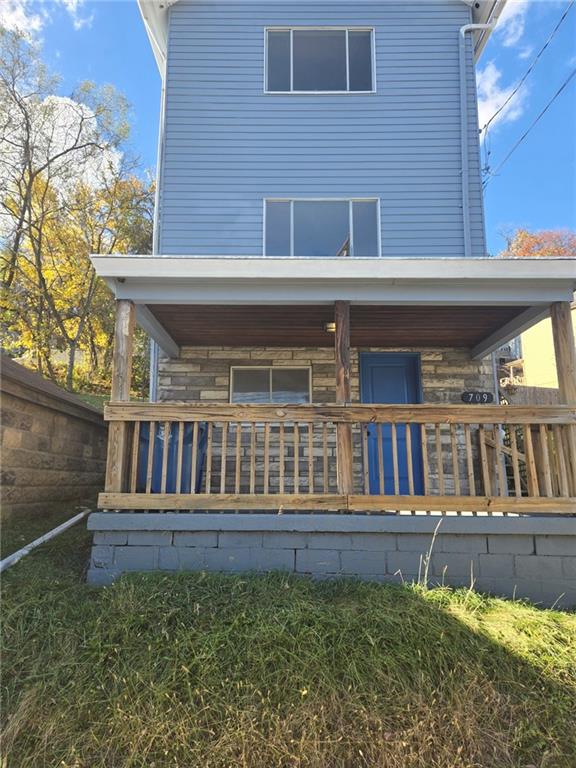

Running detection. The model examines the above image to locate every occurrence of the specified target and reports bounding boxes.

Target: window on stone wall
[230,367,311,404]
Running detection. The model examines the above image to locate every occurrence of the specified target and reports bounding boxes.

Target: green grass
[1,516,575,768]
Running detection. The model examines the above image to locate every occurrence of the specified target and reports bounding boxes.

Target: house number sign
[461,391,494,404]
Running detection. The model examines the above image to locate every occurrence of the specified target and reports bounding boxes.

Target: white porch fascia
[91,256,576,357]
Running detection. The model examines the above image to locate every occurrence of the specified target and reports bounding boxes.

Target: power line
[481,0,575,134]
[484,67,576,188]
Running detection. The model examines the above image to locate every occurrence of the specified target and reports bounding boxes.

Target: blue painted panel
[359,353,424,495]
[159,0,486,257]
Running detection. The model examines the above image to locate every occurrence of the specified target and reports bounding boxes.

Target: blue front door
[359,353,424,495]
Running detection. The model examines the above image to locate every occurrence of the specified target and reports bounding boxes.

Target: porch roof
[91,256,576,360]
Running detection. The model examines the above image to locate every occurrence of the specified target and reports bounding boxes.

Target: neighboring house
[88,1,576,603]
[521,303,576,389]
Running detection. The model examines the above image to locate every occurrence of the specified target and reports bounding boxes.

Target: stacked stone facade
[157,346,494,405]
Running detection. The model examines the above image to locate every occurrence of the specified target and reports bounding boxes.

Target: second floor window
[265,199,380,257]
[266,28,374,93]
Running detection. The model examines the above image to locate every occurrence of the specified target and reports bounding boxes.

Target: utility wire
[481,0,575,134]
[484,67,576,188]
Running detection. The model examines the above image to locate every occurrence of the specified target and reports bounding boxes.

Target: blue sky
[2,0,575,255]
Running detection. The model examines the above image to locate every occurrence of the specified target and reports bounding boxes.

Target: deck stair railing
[101,403,576,515]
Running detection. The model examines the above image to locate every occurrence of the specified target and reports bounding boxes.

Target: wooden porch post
[335,300,354,495]
[105,300,136,494]
[550,301,576,494]
[550,302,576,405]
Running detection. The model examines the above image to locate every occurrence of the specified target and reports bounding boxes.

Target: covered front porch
[95,257,576,516]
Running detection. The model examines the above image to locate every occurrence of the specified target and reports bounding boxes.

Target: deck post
[105,300,136,494]
[550,301,576,493]
[335,300,353,495]
[551,302,576,405]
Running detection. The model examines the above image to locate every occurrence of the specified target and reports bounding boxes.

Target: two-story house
[87,0,576,603]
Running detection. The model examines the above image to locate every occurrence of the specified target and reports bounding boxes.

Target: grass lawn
[1,513,575,768]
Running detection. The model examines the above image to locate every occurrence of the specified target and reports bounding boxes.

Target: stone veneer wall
[1,356,107,518]
[87,513,576,608]
[158,346,494,405]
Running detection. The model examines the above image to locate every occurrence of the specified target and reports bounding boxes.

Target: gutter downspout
[459,23,493,258]
[149,48,169,403]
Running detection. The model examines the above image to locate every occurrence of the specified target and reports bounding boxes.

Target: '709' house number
[461,391,495,404]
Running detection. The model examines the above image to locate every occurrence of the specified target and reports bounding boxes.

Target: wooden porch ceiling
[147,304,530,348]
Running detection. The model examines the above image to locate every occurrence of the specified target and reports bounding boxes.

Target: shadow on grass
[2,527,575,768]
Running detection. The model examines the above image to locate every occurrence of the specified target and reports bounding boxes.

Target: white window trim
[230,366,313,404]
[263,198,382,258]
[264,27,376,95]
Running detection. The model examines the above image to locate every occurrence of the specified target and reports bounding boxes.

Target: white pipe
[459,23,494,258]
[0,508,91,573]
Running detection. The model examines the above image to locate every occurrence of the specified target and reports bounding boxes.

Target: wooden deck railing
[100,403,576,515]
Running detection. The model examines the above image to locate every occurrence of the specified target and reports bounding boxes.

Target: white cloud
[495,0,531,48]
[0,0,94,36]
[476,61,529,130]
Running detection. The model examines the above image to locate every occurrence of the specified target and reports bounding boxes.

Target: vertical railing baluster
[523,425,539,497]
[308,422,314,494]
[391,422,399,496]
[509,426,522,497]
[250,422,256,494]
[553,425,570,497]
[279,423,285,494]
[263,423,270,495]
[145,421,155,494]
[435,424,445,496]
[160,420,170,494]
[130,420,140,493]
[175,421,184,494]
[494,426,507,497]
[362,424,370,495]
[478,425,491,497]
[450,423,461,497]
[464,424,475,497]
[190,421,199,495]
[377,423,385,495]
[220,421,228,494]
[539,424,553,497]
[205,422,213,494]
[406,423,414,496]
[421,424,430,498]
[294,423,300,494]
[234,422,242,494]
[323,423,329,494]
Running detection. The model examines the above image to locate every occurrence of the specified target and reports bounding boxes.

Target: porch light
[324,322,336,333]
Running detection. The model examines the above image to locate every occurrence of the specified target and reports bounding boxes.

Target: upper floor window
[266,28,374,93]
[265,199,380,257]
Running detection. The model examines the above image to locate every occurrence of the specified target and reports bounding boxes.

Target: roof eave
[137,0,508,74]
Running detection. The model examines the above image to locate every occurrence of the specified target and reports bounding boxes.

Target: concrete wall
[1,357,107,518]
[87,513,576,608]
[161,0,486,257]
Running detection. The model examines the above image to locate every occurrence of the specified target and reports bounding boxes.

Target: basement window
[266,28,374,93]
[230,367,311,404]
[265,199,380,257]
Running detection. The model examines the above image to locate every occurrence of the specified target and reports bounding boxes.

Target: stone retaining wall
[87,513,576,608]
[1,356,107,518]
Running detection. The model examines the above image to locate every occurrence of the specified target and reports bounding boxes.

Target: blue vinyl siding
[159,0,486,257]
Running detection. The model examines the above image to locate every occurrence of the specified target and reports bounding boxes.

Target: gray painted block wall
[87,514,576,608]
[160,0,485,257]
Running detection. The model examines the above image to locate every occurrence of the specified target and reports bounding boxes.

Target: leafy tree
[0,27,154,397]
[499,229,576,259]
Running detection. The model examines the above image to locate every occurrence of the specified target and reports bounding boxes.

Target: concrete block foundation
[87,513,576,608]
